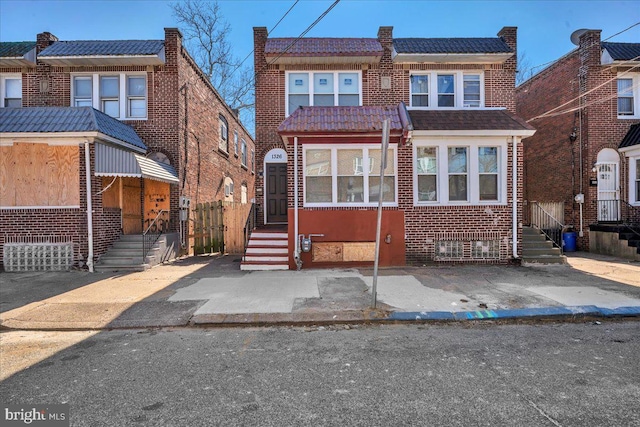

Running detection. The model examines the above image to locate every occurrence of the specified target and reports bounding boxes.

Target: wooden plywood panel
[122,177,142,234]
[15,143,48,206]
[101,177,120,208]
[48,145,79,206]
[312,243,343,262]
[0,146,16,206]
[144,179,170,224]
[343,242,376,262]
[223,202,252,254]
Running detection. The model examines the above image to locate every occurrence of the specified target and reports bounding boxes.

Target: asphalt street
[1,322,639,426]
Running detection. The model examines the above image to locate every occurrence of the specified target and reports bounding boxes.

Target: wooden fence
[191,201,252,255]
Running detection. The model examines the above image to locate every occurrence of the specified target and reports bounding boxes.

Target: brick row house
[516,30,640,260]
[249,26,535,270]
[0,28,255,271]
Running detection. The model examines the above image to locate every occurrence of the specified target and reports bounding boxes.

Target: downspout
[293,136,302,270]
[512,136,519,259]
[84,142,94,272]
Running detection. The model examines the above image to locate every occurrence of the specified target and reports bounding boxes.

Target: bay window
[72,73,147,119]
[287,71,361,115]
[414,140,506,205]
[409,71,484,109]
[304,145,397,206]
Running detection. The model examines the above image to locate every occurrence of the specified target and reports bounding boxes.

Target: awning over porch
[95,143,179,184]
[619,123,640,150]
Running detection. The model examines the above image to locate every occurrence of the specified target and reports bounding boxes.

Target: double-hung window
[409,71,484,109]
[71,73,147,119]
[74,76,93,107]
[617,73,640,118]
[1,75,22,107]
[304,145,397,206]
[219,115,229,152]
[636,159,640,204]
[241,139,247,166]
[233,131,239,156]
[100,76,119,117]
[414,140,506,205]
[287,71,361,115]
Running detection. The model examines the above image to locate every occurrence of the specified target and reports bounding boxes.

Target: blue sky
[1,0,639,77]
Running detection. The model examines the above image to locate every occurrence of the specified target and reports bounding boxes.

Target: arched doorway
[596,148,620,222]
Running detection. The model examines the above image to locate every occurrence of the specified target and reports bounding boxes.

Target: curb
[389,306,640,321]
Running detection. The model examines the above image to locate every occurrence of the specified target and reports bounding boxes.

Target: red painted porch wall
[287,209,406,269]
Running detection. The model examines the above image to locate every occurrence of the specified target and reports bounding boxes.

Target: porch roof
[408,109,535,136]
[601,42,640,62]
[619,123,640,149]
[0,107,146,151]
[277,103,412,142]
[0,41,37,67]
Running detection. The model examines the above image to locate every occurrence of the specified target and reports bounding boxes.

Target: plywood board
[223,202,252,254]
[14,143,48,206]
[101,177,120,208]
[312,243,343,262]
[48,145,79,206]
[122,177,142,234]
[144,179,170,227]
[343,242,376,262]
[0,146,16,206]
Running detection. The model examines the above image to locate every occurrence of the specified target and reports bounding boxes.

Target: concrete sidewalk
[1,252,640,330]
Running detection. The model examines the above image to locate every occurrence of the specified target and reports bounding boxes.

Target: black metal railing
[620,200,640,227]
[143,209,169,259]
[530,201,564,251]
[242,203,256,262]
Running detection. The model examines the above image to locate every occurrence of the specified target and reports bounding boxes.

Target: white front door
[597,162,620,221]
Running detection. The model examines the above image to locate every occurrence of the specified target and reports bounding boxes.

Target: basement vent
[3,242,74,272]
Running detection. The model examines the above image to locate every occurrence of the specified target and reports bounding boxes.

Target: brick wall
[254,26,523,263]
[1,28,256,267]
[516,30,639,250]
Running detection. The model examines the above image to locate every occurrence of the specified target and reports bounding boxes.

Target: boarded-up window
[0,143,79,207]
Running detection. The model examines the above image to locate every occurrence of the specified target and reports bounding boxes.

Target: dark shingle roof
[601,42,640,61]
[39,40,164,57]
[409,110,534,132]
[265,38,383,57]
[394,38,512,54]
[0,107,146,150]
[619,123,640,149]
[278,105,408,134]
[0,41,36,58]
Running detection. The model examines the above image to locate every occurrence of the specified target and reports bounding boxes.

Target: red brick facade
[516,30,640,250]
[254,26,527,266]
[1,28,255,269]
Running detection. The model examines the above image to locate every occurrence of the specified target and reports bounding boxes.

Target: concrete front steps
[95,234,165,272]
[240,230,289,271]
[522,226,567,264]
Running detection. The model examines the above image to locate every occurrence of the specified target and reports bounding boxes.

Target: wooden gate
[191,201,253,255]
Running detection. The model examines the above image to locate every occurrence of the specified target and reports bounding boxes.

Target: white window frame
[409,71,484,109]
[630,156,640,205]
[241,139,247,166]
[413,138,508,206]
[285,71,362,116]
[219,115,229,152]
[233,130,239,156]
[70,72,147,119]
[303,144,398,208]
[617,73,640,119]
[1,74,22,108]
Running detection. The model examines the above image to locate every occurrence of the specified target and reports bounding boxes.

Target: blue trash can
[562,232,577,252]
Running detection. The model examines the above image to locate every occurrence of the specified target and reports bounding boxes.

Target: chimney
[36,32,58,53]
[253,27,268,72]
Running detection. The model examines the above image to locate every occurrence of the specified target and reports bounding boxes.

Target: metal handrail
[242,203,256,262]
[143,209,169,259]
[530,202,564,252]
[620,200,640,240]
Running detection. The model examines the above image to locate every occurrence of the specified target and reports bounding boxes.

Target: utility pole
[371,119,390,308]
